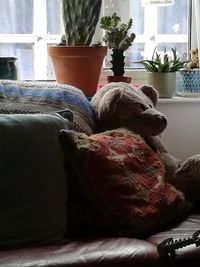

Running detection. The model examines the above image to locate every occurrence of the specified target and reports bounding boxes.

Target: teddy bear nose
[161,115,167,125]
[156,114,167,125]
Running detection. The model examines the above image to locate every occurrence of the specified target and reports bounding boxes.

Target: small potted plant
[100,12,136,83]
[178,48,200,96]
[138,47,186,98]
[48,0,107,97]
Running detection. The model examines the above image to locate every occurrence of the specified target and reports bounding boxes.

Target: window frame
[0,0,192,83]
[99,0,192,85]
[0,0,62,80]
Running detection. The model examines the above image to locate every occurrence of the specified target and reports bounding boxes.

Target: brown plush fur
[91,82,200,204]
[92,83,167,137]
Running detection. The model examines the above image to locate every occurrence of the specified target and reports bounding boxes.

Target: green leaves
[100,12,136,51]
[100,12,121,30]
[138,47,187,72]
[62,0,102,45]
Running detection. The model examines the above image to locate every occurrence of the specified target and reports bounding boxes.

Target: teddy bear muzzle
[154,114,167,131]
[158,114,167,126]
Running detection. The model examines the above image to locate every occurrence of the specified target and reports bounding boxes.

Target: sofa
[0,80,199,267]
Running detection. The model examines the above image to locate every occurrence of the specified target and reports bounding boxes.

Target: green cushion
[0,113,70,247]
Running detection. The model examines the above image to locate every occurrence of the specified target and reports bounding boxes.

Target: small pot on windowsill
[106,49,132,84]
[0,57,17,80]
[107,75,132,83]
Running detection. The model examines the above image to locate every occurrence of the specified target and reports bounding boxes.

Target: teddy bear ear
[97,87,123,119]
[140,85,159,106]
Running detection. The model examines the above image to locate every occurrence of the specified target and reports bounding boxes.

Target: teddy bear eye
[140,104,147,111]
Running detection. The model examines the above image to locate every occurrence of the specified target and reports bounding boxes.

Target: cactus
[111,49,125,76]
[62,0,102,45]
[100,12,136,77]
[100,13,136,51]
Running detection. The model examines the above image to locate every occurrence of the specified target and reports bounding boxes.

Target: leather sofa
[0,210,199,266]
[0,80,199,267]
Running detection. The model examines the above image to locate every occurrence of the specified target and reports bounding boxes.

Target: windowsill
[100,69,200,103]
[99,69,148,85]
[159,96,200,103]
[25,70,200,103]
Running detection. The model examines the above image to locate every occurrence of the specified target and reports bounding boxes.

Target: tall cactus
[100,12,135,77]
[111,49,125,76]
[62,0,102,45]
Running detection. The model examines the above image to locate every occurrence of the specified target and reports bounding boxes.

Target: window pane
[104,0,189,68]
[131,0,144,35]
[47,44,56,80]
[130,43,145,68]
[0,43,34,79]
[158,0,188,34]
[157,43,188,60]
[47,0,62,34]
[0,0,33,34]
[0,0,190,80]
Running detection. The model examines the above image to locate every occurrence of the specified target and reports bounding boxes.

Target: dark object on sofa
[0,81,199,267]
[157,229,200,257]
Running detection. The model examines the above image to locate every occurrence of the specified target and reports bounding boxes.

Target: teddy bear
[186,48,199,69]
[91,82,200,204]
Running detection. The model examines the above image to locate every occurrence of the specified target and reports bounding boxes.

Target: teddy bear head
[186,48,199,69]
[91,82,167,137]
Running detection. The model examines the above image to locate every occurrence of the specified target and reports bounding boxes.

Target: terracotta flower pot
[48,46,107,97]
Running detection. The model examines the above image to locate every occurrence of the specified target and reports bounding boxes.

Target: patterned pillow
[0,80,96,135]
[59,128,190,237]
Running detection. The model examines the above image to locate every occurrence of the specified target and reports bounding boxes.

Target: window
[102,0,190,69]
[0,0,190,80]
[0,0,63,80]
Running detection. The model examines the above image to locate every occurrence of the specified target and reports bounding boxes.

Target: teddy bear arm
[145,136,168,153]
[173,155,200,203]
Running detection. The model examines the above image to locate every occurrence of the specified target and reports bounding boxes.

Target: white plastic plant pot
[147,72,176,98]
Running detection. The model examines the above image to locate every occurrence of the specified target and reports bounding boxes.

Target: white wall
[157,97,200,160]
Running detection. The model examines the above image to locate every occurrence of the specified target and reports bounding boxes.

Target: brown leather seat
[0,210,199,267]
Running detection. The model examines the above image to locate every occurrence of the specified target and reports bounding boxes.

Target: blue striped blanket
[0,80,96,135]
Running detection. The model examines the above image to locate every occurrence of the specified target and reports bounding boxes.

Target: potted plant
[138,47,186,98]
[178,48,200,96]
[48,0,107,97]
[100,12,136,83]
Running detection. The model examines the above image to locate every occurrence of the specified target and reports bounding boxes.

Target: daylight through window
[0,0,190,80]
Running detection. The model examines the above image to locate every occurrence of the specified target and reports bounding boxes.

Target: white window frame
[0,0,192,83]
[0,0,62,80]
[99,0,191,85]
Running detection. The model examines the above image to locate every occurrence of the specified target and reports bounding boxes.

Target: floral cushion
[59,128,190,237]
